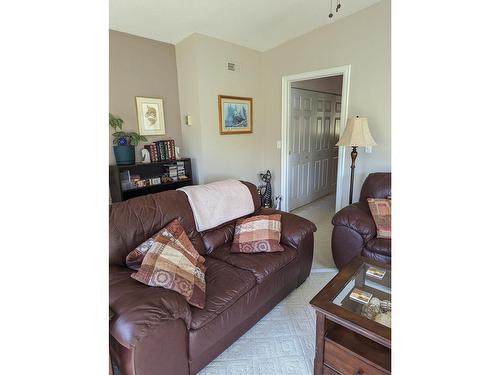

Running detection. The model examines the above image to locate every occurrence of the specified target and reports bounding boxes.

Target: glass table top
[331,261,391,328]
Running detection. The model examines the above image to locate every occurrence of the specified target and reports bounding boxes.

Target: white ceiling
[110,0,381,51]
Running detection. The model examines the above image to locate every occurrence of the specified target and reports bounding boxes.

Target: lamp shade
[336,117,377,147]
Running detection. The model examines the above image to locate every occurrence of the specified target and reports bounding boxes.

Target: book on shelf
[164,140,170,160]
[154,142,161,161]
[161,141,167,161]
[151,144,159,162]
[167,140,176,160]
[154,141,164,161]
[166,141,171,160]
[143,141,180,163]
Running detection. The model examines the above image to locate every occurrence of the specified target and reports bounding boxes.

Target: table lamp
[336,116,377,204]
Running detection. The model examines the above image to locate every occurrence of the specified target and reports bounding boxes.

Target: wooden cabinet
[323,326,389,375]
[109,158,192,203]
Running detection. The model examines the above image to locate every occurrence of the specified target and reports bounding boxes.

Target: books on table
[349,288,372,304]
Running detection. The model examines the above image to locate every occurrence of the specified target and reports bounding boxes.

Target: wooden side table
[310,257,391,375]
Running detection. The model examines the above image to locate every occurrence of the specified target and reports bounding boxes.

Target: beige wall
[176,34,264,186]
[175,34,203,182]
[291,75,343,95]
[109,30,182,164]
[261,0,391,205]
[113,0,390,207]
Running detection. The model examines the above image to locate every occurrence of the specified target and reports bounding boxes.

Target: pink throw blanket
[178,179,255,232]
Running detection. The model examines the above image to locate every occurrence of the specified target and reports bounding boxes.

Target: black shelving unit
[109,158,192,203]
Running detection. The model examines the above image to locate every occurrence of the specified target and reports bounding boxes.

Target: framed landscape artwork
[135,96,166,136]
[218,95,253,134]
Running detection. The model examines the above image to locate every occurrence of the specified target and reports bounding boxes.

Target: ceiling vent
[227,61,237,72]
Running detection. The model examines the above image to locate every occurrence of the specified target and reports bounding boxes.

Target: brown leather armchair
[331,173,391,270]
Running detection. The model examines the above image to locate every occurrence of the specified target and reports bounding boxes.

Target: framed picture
[218,95,253,135]
[135,96,166,136]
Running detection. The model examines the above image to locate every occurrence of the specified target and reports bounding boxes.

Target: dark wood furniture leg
[314,311,327,375]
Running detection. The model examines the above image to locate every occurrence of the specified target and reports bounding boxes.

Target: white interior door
[288,89,313,210]
[288,88,340,211]
[331,96,342,195]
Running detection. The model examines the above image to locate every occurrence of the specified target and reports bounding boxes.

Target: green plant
[109,113,147,146]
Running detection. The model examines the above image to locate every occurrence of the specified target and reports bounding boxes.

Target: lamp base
[348,146,358,205]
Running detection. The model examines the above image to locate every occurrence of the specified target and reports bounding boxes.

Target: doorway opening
[281,66,350,213]
[280,66,350,269]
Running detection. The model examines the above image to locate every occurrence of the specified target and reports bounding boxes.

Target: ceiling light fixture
[328,0,341,19]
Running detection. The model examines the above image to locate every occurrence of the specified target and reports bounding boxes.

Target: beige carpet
[291,194,337,270]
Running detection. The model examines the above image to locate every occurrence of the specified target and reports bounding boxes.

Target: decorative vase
[113,145,135,165]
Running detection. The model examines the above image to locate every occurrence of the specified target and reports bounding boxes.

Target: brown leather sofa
[331,173,391,270]
[109,181,316,375]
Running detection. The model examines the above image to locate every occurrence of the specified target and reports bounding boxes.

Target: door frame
[280,65,351,212]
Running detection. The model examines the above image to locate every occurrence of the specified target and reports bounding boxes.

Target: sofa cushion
[190,257,255,330]
[210,242,297,284]
[188,258,300,374]
[231,214,284,253]
[201,222,235,255]
[365,237,391,257]
[367,198,391,239]
[131,219,207,309]
[110,190,206,267]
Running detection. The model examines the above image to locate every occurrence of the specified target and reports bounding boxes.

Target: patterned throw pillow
[367,198,391,239]
[126,219,200,271]
[230,214,284,253]
[130,219,206,309]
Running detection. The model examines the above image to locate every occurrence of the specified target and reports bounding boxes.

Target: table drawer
[323,365,341,375]
[324,339,388,375]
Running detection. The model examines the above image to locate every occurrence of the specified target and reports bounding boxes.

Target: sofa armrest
[257,208,317,249]
[109,266,192,349]
[258,208,316,284]
[331,202,377,269]
[332,202,376,242]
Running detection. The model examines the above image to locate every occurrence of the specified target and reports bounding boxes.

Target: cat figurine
[259,170,273,208]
